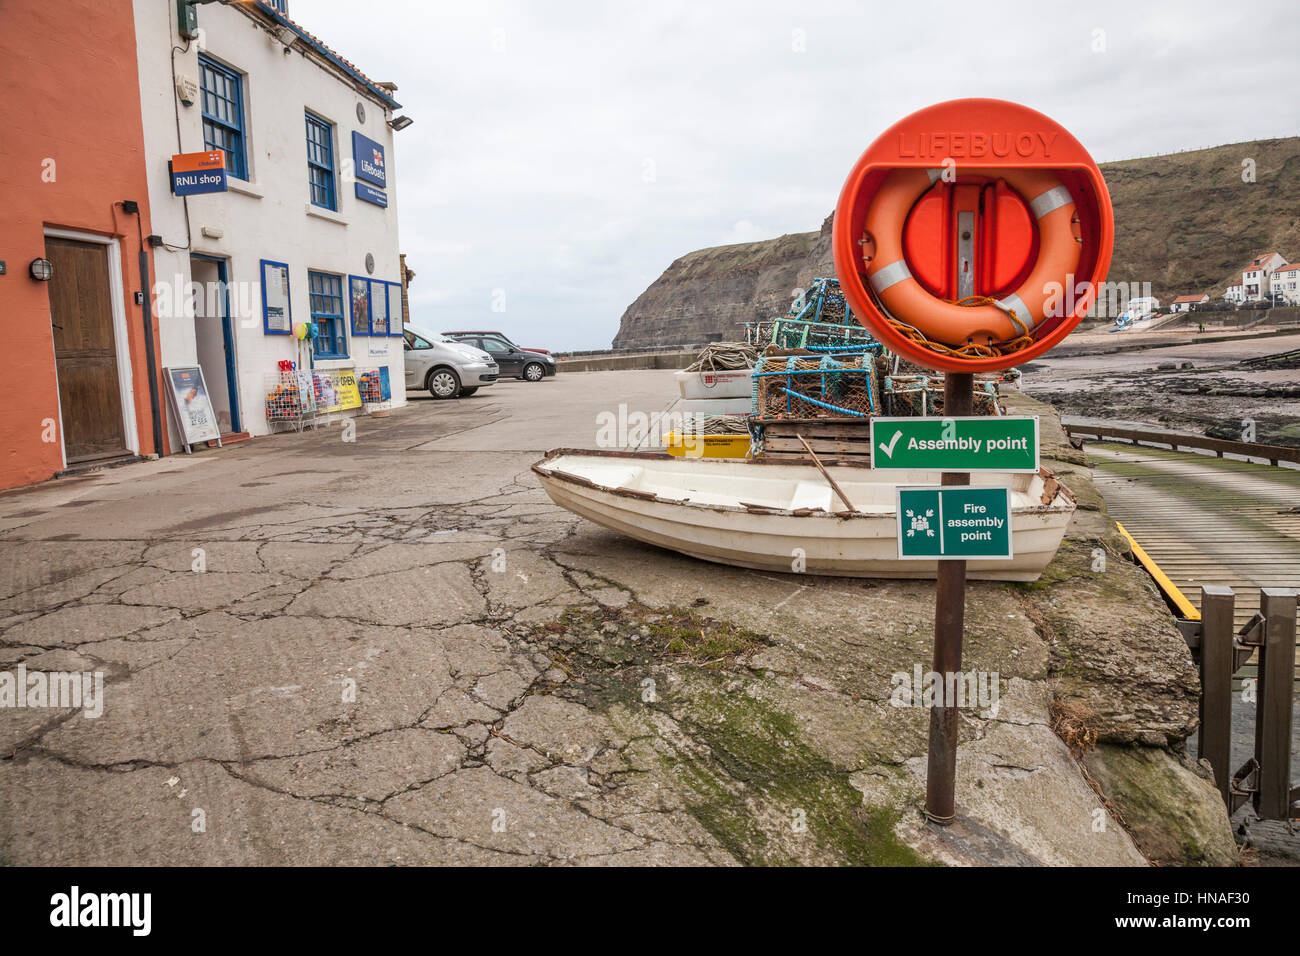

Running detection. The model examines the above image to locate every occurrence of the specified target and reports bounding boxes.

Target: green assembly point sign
[896,486,1014,560]
[870,416,1039,472]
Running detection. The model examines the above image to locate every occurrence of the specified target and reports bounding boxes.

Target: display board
[261,260,292,334]
[163,366,221,451]
[313,369,362,413]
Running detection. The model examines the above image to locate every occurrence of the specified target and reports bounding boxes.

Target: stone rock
[1083,743,1238,866]
[1025,539,1201,746]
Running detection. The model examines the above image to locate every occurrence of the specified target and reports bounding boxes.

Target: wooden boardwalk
[1088,442,1300,677]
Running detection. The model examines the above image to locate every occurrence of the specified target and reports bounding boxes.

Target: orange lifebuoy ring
[862,167,1081,349]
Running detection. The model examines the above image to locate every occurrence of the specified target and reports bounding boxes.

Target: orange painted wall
[0,0,162,490]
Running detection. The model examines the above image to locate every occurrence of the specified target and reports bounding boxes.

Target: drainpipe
[138,246,164,456]
[119,201,165,456]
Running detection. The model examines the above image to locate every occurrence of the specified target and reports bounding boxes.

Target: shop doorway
[190,254,242,435]
[45,233,137,464]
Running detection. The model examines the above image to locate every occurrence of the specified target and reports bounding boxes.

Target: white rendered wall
[134,0,407,444]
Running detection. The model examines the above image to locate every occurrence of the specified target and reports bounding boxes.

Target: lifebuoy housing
[833,98,1113,373]
[863,168,1081,349]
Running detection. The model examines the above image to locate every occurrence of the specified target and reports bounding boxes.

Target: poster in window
[370,280,388,335]
[350,276,370,335]
[261,260,292,334]
[163,366,221,450]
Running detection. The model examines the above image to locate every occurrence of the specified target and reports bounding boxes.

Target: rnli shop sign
[170,151,228,196]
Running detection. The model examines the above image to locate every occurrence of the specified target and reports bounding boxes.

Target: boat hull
[534,450,1074,582]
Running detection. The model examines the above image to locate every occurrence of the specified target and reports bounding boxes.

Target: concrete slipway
[0,371,1235,865]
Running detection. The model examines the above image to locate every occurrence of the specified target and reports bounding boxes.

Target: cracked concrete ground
[0,371,1224,865]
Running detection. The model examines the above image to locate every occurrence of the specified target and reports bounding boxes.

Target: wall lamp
[29,258,54,282]
[388,115,414,131]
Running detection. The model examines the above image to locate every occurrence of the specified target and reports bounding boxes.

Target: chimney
[399,252,415,328]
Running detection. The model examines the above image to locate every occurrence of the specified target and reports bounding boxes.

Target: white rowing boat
[533,449,1076,581]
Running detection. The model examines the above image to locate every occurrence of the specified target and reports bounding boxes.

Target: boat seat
[789,480,833,512]
[588,465,645,489]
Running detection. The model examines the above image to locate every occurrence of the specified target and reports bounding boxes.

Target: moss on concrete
[531,603,926,865]
[1083,743,1238,866]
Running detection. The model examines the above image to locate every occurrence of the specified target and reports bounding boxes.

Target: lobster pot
[753,355,880,420]
[770,317,878,352]
[883,374,1003,417]
[750,277,881,352]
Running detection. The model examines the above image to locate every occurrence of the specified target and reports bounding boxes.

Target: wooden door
[46,237,127,462]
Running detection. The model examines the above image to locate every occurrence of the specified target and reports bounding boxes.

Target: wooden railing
[1190,587,1298,821]
[1066,423,1300,467]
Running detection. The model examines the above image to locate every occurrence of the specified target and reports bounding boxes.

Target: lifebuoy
[862,167,1081,349]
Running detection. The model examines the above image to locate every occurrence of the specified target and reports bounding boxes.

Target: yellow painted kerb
[1115,521,1201,621]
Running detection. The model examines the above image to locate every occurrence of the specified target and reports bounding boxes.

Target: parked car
[403,326,498,398]
[442,331,556,381]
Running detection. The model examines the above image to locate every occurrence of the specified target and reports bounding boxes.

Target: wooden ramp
[1088,442,1300,679]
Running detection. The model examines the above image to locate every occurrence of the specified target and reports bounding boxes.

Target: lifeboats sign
[351,131,387,187]
[896,486,1013,560]
[870,416,1038,472]
[833,98,1114,373]
[170,151,227,196]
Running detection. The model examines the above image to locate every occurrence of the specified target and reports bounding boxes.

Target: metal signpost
[833,99,1114,826]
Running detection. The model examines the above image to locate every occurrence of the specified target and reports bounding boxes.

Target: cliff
[612,137,1300,349]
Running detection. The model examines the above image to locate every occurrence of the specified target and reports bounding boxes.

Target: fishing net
[690,415,751,435]
[684,342,758,372]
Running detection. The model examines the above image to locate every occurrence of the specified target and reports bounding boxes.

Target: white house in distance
[1170,294,1209,312]
[133,0,412,444]
[1126,295,1161,317]
[1270,263,1300,305]
[1241,252,1286,303]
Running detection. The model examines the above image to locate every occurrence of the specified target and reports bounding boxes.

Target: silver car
[403,326,499,399]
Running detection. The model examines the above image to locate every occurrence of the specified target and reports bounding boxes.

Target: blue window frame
[263,0,288,13]
[305,112,336,210]
[308,271,347,358]
[260,260,292,335]
[388,281,405,335]
[349,276,401,336]
[199,55,247,180]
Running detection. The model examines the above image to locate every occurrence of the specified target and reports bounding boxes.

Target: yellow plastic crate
[663,431,751,459]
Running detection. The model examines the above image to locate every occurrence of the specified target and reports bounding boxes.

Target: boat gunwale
[532,447,1072,521]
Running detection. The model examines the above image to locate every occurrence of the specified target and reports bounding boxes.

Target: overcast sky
[302,0,1300,350]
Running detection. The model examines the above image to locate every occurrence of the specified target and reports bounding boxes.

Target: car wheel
[427,367,461,399]
[523,362,545,382]
[459,386,478,397]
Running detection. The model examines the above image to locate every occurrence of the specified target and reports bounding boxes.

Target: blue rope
[777,386,870,418]
[801,343,881,353]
